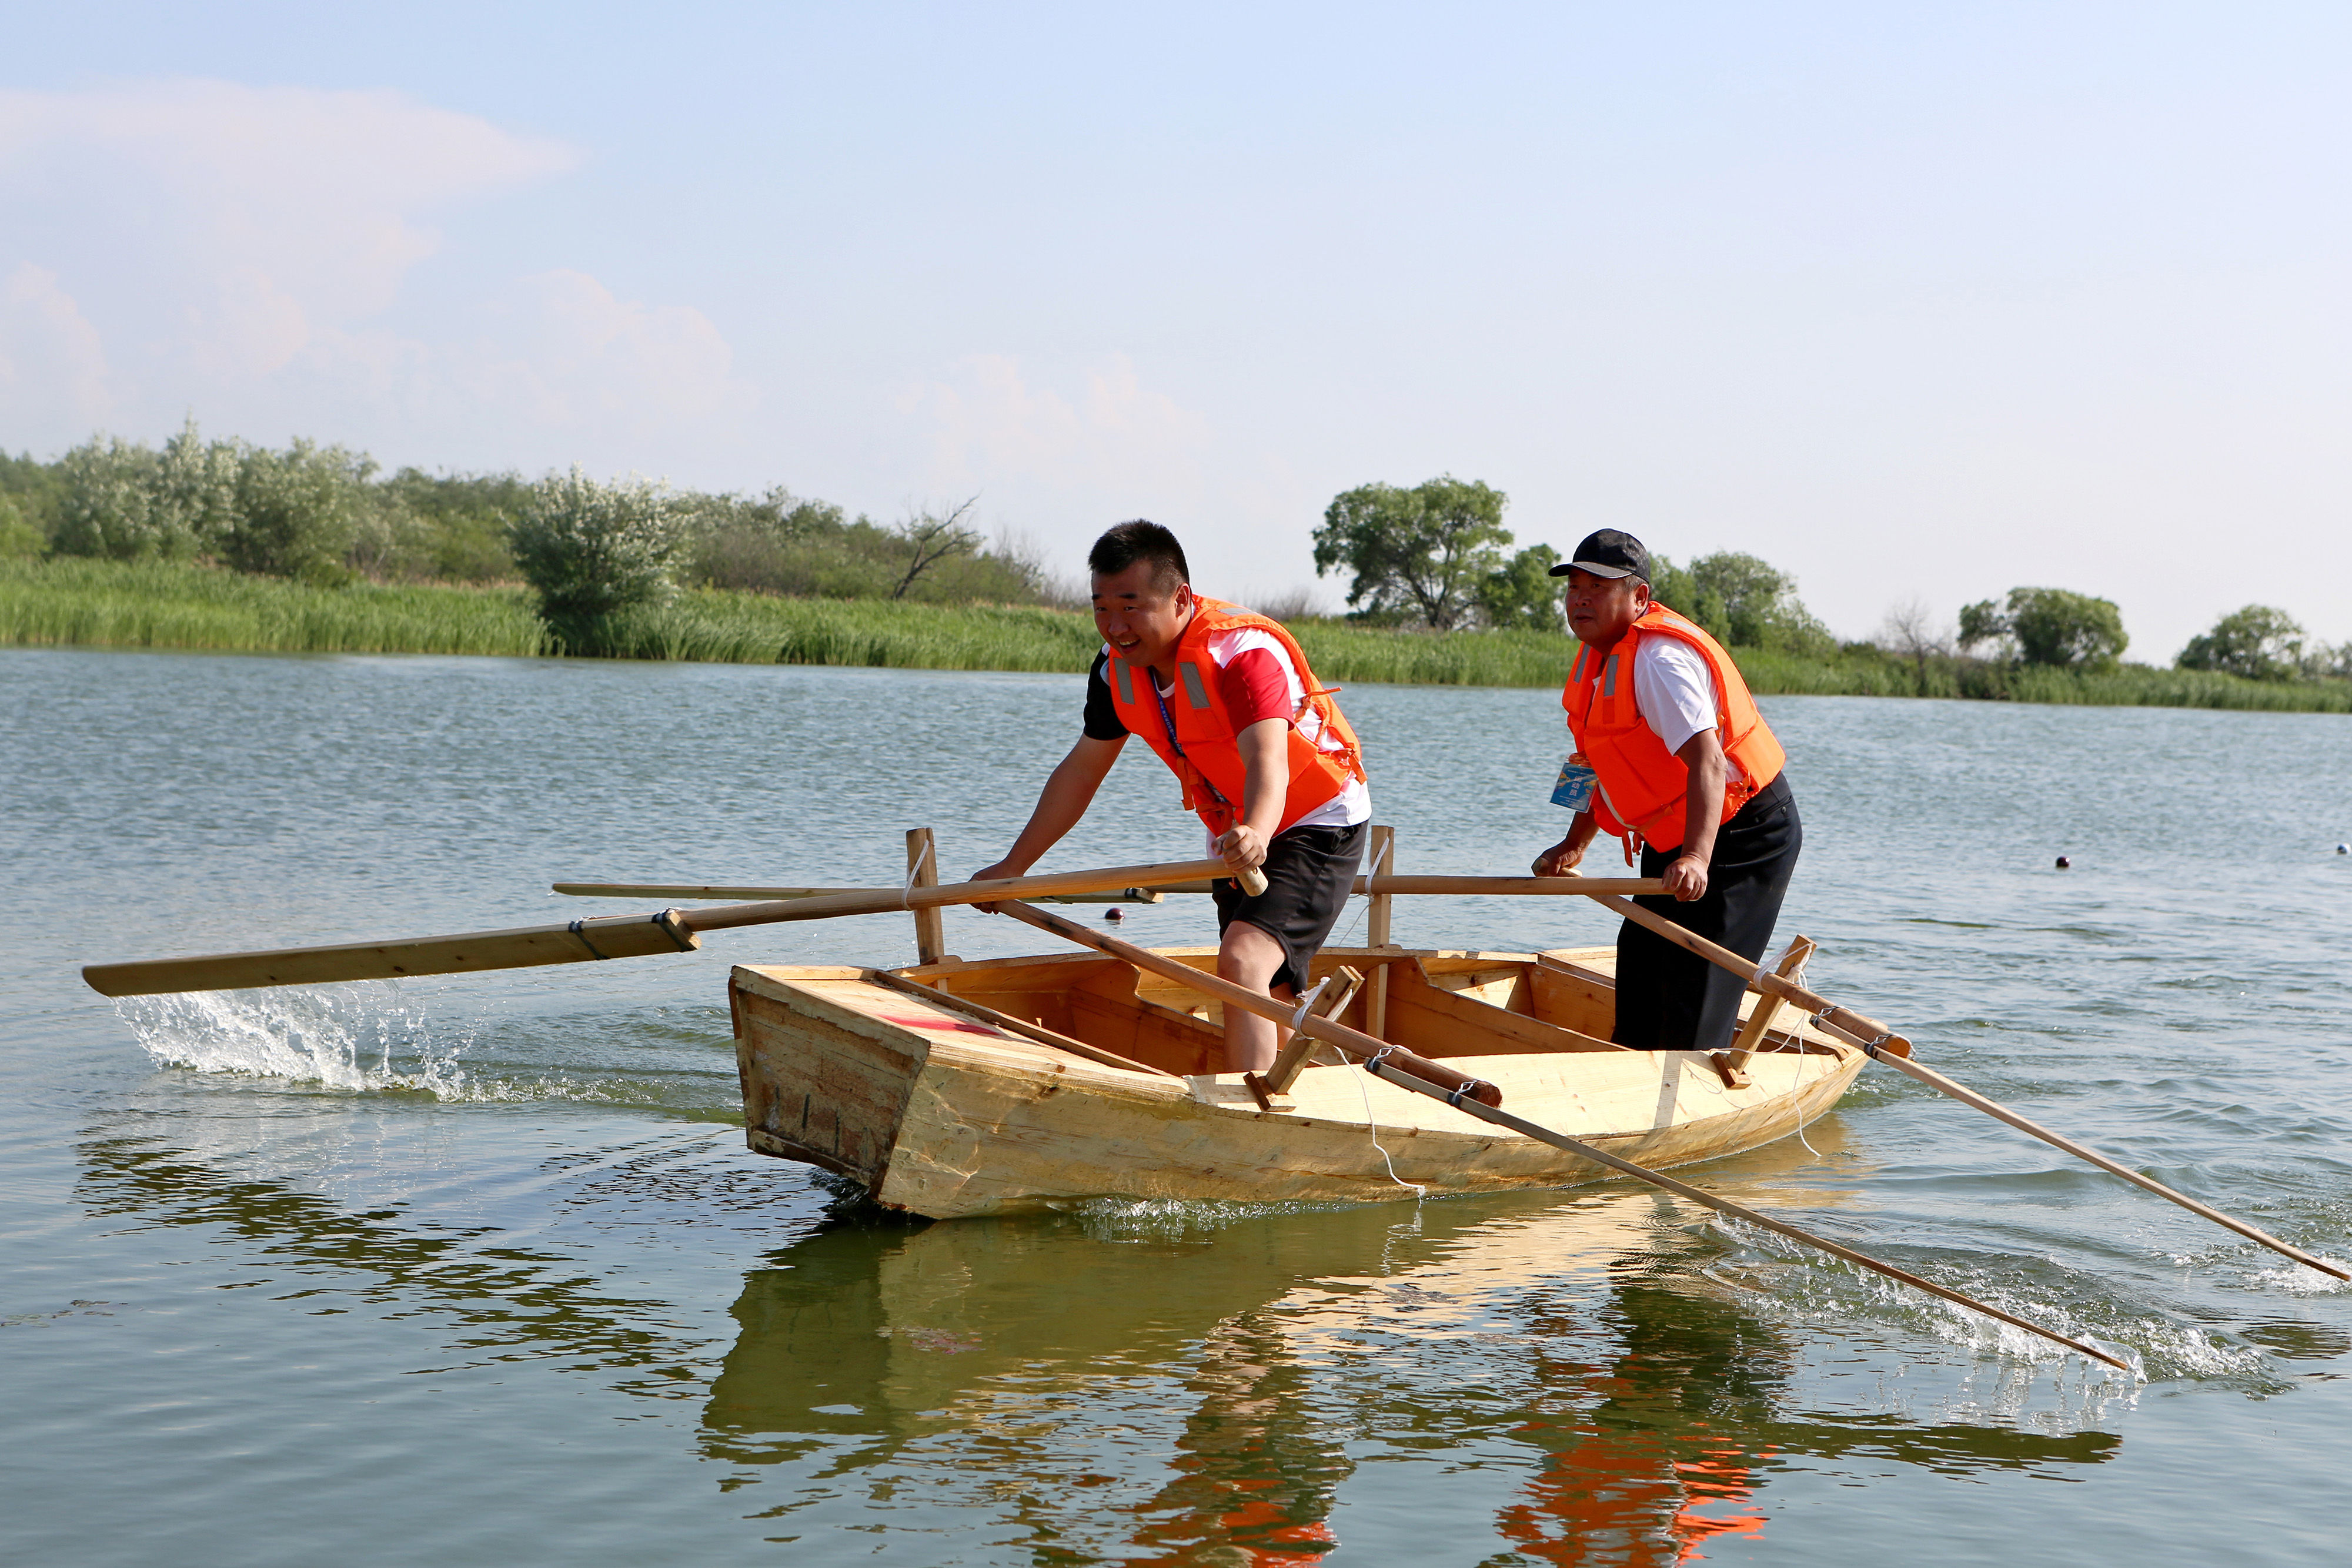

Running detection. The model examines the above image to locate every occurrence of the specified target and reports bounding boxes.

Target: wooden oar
[81,858,1264,998]
[993,898,2128,1370]
[1578,884,2352,1283]
[554,873,1667,901]
[1352,874,1663,896]
[552,881,1184,905]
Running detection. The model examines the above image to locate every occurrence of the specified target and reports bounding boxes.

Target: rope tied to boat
[1288,976,1331,1032]
[1330,1045,1425,1199]
[901,837,933,908]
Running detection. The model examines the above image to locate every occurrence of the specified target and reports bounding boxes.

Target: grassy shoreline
[6,557,2349,713]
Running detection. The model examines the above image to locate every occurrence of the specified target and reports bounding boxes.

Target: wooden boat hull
[730,945,1863,1220]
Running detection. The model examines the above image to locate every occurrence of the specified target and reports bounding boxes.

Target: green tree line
[0,424,1050,622]
[1311,474,1835,654]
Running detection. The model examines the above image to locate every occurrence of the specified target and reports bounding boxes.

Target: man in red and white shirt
[974,521,1371,1074]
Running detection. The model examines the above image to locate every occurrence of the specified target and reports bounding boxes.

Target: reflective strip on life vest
[1099,597,1367,837]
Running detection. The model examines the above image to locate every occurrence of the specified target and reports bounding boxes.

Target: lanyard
[1150,673,1236,813]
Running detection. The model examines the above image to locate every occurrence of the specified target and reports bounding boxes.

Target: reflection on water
[72,1126,717,1389]
[703,1188,2120,1562]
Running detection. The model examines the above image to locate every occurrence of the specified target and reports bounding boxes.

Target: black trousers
[1610,774,1802,1052]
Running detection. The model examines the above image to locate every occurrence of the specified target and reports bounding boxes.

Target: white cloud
[0,79,574,327]
[457,269,756,436]
[898,353,1213,503]
[0,262,111,429]
[0,79,750,465]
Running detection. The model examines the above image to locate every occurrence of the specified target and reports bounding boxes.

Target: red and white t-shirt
[1084,628,1372,838]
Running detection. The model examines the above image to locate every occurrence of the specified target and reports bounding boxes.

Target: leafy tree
[223,439,373,583]
[378,467,529,581]
[1956,598,2010,657]
[1475,543,1563,631]
[50,420,245,563]
[1313,476,1509,630]
[1648,550,1831,653]
[0,493,41,558]
[507,468,693,628]
[2176,605,2307,681]
[1959,587,2128,670]
[0,448,66,549]
[686,489,1038,603]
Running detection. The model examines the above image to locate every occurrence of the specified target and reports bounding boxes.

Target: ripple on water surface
[4,651,2350,1566]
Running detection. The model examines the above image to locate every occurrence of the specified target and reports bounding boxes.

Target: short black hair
[1088,520,1189,594]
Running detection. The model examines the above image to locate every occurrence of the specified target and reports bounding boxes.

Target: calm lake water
[4,645,2348,1566]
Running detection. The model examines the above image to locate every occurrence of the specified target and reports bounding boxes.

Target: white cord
[1321,1046,1425,1198]
[901,838,933,907]
[1790,1043,1823,1158]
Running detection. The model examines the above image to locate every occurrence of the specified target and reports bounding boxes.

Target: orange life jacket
[1104,596,1368,837]
[1561,601,1786,854]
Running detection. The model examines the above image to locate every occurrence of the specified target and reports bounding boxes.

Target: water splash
[2253,1257,2352,1296]
[1696,1213,2290,1390]
[116,984,482,1097]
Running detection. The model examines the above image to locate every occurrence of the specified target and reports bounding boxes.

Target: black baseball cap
[1548,529,1651,583]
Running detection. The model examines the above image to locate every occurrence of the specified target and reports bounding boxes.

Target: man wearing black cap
[1531,529,1802,1054]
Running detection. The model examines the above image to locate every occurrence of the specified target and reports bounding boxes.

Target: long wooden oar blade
[1583,885,2352,1284]
[83,911,701,997]
[993,898,2127,1370]
[83,858,1252,998]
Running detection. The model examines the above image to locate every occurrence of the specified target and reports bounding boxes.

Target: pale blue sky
[6,2,2351,656]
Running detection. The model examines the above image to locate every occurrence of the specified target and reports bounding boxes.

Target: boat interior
[890,945,1782,1079]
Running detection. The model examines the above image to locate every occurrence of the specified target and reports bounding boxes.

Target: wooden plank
[863,966,1173,1077]
[731,971,926,1186]
[1715,934,1815,1088]
[1257,965,1365,1097]
[1367,825,1394,1039]
[906,828,947,967]
[1383,959,1625,1058]
[82,910,700,997]
[1528,959,1615,1037]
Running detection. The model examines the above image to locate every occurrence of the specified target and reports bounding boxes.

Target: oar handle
[677,858,1254,932]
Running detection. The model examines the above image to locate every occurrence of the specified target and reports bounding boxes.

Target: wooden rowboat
[729,941,1865,1219]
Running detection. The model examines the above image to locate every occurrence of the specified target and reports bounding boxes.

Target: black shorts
[1210,821,1369,994]
[1612,773,1802,1052]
